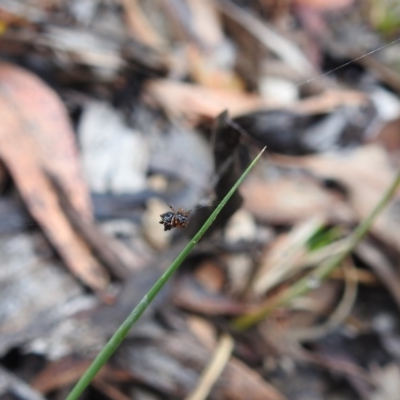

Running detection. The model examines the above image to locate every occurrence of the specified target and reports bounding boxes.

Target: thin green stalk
[66,147,266,400]
[234,170,400,330]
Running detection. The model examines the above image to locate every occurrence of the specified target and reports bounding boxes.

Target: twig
[185,334,234,400]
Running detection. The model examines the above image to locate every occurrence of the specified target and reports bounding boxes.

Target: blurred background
[0,1,400,399]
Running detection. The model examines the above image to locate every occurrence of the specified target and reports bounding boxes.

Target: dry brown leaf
[195,259,226,293]
[187,45,245,91]
[293,0,354,11]
[0,63,92,217]
[242,175,353,225]
[0,63,109,291]
[32,358,92,393]
[218,356,288,400]
[32,358,131,394]
[173,273,248,316]
[164,333,287,400]
[272,145,400,251]
[144,79,276,122]
[293,88,369,115]
[146,80,368,122]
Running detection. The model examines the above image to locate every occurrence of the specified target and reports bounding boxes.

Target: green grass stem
[234,170,400,330]
[66,147,266,400]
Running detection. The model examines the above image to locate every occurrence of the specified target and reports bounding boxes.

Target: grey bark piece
[0,233,86,356]
[0,365,46,400]
[79,101,149,194]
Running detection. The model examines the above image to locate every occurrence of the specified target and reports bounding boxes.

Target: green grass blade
[234,169,400,330]
[66,147,266,400]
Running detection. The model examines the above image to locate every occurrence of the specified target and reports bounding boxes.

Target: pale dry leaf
[371,364,400,400]
[187,0,224,47]
[142,198,171,250]
[185,333,234,400]
[224,209,257,244]
[186,316,217,350]
[225,253,253,295]
[253,216,325,296]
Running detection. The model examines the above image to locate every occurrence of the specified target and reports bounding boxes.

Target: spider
[159,205,191,231]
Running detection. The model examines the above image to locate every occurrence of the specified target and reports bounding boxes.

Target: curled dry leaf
[0,63,109,291]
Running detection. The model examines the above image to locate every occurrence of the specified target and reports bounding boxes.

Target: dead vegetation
[0,1,400,399]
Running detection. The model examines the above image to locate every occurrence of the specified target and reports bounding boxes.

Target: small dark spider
[159,205,191,231]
